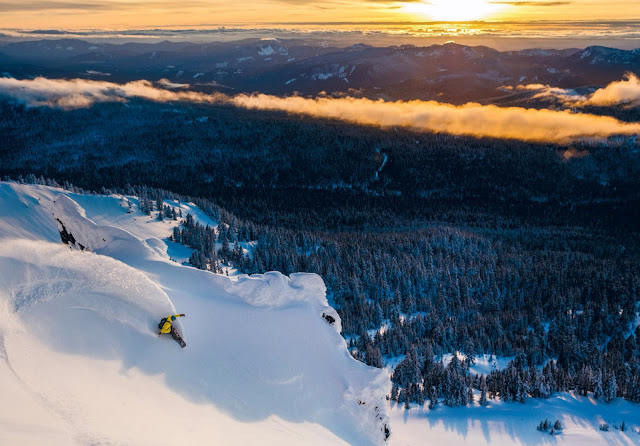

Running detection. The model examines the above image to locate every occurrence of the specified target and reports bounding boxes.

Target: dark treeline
[169,202,640,406]
[2,99,639,233]
[2,98,639,407]
[389,349,640,409]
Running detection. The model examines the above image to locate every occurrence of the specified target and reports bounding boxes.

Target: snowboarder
[158,313,187,348]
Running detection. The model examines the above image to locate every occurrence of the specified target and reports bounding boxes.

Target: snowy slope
[0,182,390,446]
[389,392,640,445]
[4,181,638,446]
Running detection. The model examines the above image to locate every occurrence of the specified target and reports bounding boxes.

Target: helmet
[171,315,176,321]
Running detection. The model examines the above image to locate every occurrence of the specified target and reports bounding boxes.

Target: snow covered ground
[384,354,640,444]
[389,391,640,445]
[0,182,389,446]
[439,353,515,376]
[1,181,639,445]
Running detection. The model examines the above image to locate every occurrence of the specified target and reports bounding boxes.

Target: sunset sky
[1,0,640,29]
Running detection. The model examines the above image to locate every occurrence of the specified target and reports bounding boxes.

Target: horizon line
[4,18,640,31]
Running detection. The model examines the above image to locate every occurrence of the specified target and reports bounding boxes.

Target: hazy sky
[1,0,639,29]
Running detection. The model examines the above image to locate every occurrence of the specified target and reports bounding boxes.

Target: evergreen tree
[444,353,468,407]
[628,376,640,403]
[428,385,438,410]
[390,382,399,402]
[365,345,384,368]
[604,373,617,403]
[479,376,488,406]
[594,371,603,400]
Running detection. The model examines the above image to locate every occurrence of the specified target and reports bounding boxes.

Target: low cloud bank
[586,73,640,106]
[1,76,640,143]
[230,93,640,143]
[506,73,640,107]
[0,77,214,109]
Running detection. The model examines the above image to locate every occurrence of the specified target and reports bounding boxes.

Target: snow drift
[0,182,390,446]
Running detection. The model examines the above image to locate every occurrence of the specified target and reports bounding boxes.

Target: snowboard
[171,328,187,348]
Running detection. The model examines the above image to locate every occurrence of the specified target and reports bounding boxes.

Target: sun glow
[403,0,506,22]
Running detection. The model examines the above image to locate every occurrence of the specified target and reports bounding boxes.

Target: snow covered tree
[428,385,438,410]
[594,371,603,400]
[628,376,640,403]
[140,197,152,215]
[365,345,384,368]
[390,382,399,402]
[604,373,617,403]
[443,353,468,407]
[479,376,488,406]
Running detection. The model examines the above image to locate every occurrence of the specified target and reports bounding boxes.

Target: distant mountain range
[1,38,639,103]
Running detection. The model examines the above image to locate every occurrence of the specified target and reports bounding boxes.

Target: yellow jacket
[159,314,185,334]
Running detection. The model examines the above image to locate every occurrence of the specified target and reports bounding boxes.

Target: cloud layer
[585,73,640,106]
[1,76,639,143]
[230,94,640,143]
[0,77,215,109]
[506,73,640,107]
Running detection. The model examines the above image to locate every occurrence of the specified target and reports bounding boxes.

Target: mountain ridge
[1,38,638,103]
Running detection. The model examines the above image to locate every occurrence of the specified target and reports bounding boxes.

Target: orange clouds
[229,93,640,142]
[1,76,639,143]
[506,73,640,107]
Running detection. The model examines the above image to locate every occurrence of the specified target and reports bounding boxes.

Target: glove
[180,313,186,317]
